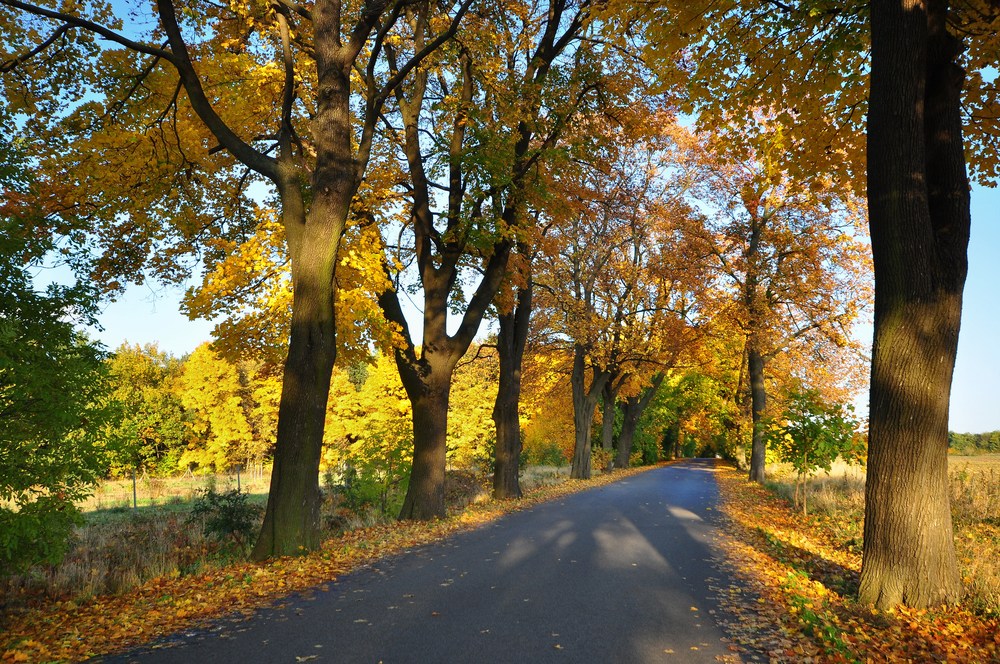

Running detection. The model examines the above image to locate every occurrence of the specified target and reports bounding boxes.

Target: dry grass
[520,464,571,491]
[2,466,517,611]
[765,454,1000,616]
[79,472,270,512]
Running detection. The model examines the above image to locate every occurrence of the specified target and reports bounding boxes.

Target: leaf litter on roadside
[711,462,1000,663]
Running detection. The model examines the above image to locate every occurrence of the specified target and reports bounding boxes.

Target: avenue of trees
[3,0,999,611]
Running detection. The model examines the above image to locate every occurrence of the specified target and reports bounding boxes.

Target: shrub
[187,489,261,550]
[524,438,567,467]
[0,496,82,576]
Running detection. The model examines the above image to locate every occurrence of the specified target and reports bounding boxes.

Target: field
[766,454,1000,615]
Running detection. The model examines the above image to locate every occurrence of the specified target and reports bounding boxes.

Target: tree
[371,0,596,517]
[690,126,871,484]
[102,343,189,476]
[629,0,1000,608]
[766,388,863,516]
[323,356,413,516]
[483,0,604,500]
[1,0,472,558]
[614,373,665,468]
[858,0,976,609]
[0,146,109,573]
[537,114,707,479]
[175,343,254,473]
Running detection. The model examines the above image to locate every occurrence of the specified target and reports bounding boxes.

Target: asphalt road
[100,459,739,663]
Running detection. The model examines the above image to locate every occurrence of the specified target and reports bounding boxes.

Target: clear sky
[950,184,1000,433]
[89,186,1000,434]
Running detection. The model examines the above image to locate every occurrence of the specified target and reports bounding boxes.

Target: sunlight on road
[593,518,672,572]
[667,506,704,521]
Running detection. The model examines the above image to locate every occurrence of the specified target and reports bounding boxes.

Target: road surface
[100,460,740,663]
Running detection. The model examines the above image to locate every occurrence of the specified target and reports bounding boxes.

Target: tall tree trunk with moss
[859,0,968,609]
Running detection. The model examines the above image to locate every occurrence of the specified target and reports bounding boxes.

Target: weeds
[766,457,1000,616]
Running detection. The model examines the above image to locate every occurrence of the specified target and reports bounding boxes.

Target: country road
[100,460,741,663]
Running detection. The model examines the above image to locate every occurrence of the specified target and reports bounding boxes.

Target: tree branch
[0,0,174,60]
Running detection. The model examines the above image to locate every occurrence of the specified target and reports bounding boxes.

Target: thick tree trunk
[492,283,532,499]
[600,381,618,453]
[252,212,340,559]
[663,421,680,459]
[616,397,639,469]
[570,345,609,479]
[398,375,452,520]
[859,0,968,609]
[747,344,768,483]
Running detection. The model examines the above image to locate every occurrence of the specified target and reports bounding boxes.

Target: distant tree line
[948,431,1000,455]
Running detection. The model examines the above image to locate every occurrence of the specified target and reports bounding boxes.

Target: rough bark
[859,0,968,609]
[663,422,680,459]
[398,365,453,520]
[747,343,768,484]
[600,380,619,454]
[252,265,334,557]
[252,4,362,558]
[570,344,610,479]
[492,282,532,499]
[383,52,512,520]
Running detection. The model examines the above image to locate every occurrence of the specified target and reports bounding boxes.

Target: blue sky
[90,185,1000,434]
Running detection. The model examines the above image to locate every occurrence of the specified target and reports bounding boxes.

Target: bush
[591,447,613,472]
[524,439,567,467]
[187,489,261,550]
[329,463,410,517]
[0,496,82,576]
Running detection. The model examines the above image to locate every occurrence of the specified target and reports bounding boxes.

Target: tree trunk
[570,345,609,479]
[399,383,451,520]
[600,381,618,453]
[616,397,639,469]
[252,42,354,555]
[397,359,454,520]
[252,207,340,559]
[663,421,680,459]
[859,0,968,609]
[492,283,532,499]
[616,374,664,469]
[747,344,768,483]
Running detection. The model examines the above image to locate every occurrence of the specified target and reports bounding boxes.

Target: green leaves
[766,388,864,485]
[0,163,109,573]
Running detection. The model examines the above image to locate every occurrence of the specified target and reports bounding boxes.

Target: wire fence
[79,468,272,512]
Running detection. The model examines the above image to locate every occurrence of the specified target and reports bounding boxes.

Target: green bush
[187,488,261,550]
[334,464,409,516]
[0,495,82,575]
[526,439,567,467]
